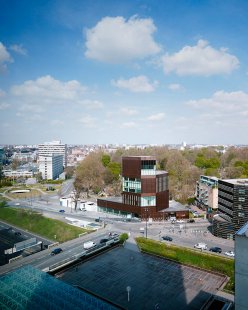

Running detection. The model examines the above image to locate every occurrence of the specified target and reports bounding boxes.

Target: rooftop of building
[236,221,248,237]
[222,178,248,185]
[160,200,189,212]
[122,155,156,160]
[200,175,219,181]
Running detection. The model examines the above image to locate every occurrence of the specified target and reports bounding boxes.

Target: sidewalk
[124,233,140,252]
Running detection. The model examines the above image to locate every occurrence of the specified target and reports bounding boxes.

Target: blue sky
[1,0,248,145]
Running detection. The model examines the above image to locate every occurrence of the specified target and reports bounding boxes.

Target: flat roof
[122,156,156,160]
[160,200,189,212]
[222,178,248,185]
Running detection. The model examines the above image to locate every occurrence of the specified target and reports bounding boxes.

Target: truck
[83,241,96,249]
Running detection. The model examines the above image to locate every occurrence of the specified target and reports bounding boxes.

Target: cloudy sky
[1,0,248,145]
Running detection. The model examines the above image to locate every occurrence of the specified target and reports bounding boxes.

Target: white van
[83,241,96,249]
[194,243,207,250]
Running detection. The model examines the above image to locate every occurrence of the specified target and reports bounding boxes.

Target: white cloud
[168,83,183,91]
[9,44,27,56]
[0,102,10,110]
[79,99,103,109]
[50,119,64,126]
[121,121,138,128]
[0,42,12,71]
[0,89,6,97]
[120,107,138,115]
[19,103,45,113]
[112,75,157,93]
[147,112,165,121]
[79,115,97,128]
[11,75,87,102]
[162,40,239,76]
[187,90,248,113]
[85,16,161,63]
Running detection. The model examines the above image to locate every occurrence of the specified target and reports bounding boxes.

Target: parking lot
[58,246,226,310]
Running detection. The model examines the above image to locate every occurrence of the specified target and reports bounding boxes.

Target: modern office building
[97,156,189,220]
[196,175,218,219]
[38,141,67,167]
[235,221,248,310]
[213,179,248,239]
[38,154,63,180]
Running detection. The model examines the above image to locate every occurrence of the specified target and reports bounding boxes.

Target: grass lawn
[0,207,89,243]
[136,237,234,293]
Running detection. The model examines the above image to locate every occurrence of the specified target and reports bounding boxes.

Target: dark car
[51,248,63,255]
[162,236,173,241]
[15,232,22,236]
[100,238,109,244]
[187,219,195,223]
[209,247,222,253]
[59,209,65,213]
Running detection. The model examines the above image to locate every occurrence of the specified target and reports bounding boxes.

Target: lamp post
[145,207,148,239]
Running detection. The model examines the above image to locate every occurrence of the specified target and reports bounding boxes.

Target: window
[238,197,245,202]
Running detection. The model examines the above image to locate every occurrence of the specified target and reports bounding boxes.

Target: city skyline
[1,1,248,145]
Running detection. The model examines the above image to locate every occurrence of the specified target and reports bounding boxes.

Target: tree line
[73,146,248,204]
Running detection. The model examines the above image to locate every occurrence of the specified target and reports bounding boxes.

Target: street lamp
[145,207,148,239]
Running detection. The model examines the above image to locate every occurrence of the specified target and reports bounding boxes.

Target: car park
[162,236,173,241]
[194,243,207,250]
[209,247,222,253]
[51,248,63,255]
[224,251,235,257]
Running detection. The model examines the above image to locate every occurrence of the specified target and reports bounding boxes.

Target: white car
[194,243,207,250]
[224,251,235,257]
[176,219,185,223]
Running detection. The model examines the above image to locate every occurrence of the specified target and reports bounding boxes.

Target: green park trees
[73,146,248,205]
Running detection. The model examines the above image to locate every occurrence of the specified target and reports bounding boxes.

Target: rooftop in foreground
[0,265,119,310]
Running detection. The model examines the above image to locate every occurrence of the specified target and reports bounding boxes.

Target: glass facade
[123,177,141,193]
[141,196,156,206]
[141,160,156,175]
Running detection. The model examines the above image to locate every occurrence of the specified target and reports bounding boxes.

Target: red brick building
[97,156,189,220]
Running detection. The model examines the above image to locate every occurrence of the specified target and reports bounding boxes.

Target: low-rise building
[196,175,218,219]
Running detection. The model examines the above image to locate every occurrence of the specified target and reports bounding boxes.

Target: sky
[1,0,248,145]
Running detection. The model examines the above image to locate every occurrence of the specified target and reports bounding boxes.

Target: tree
[74,152,105,205]
[101,154,111,167]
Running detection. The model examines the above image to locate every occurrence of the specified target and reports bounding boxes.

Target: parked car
[15,232,22,236]
[194,243,207,250]
[187,219,195,223]
[224,251,235,257]
[100,238,109,244]
[176,219,185,223]
[162,236,173,241]
[209,247,222,253]
[51,248,63,255]
[59,209,65,213]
